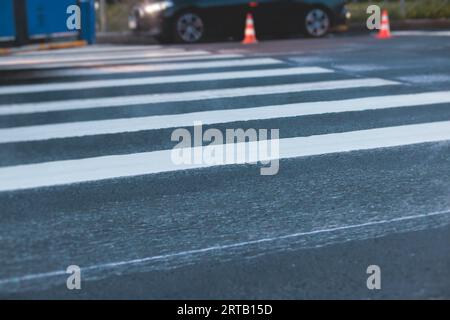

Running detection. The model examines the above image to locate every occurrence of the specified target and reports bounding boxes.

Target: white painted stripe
[0,48,187,65]
[16,45,164,56]
[396,74,450,84]
[0,50,211,69]
[0,120,450,192]
[5,54,244,79]
[1,209,448,285]
[392,31,450,37]
[0,48,196,63]
[0,78,399,116]
[0,60,302,94]
[335,64,387,72]
[34,56,271,76]
[2,91,449,144]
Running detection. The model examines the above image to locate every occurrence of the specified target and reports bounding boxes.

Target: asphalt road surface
[0,31,449,299]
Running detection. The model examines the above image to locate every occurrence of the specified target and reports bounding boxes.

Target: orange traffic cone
[242,13,258,44]
[377,10,392,39]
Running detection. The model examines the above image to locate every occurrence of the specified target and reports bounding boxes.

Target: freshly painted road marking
[0,78,399,116]
[0,47,188,65]
[4,54,245,79]
[2,91,450,143]
[392,31,450,37]
[14,45,164,56]
[0,209,449,286]
[0,53,242,71]
[28,56,276,75]
[334,64,387,72]
[0,61,309,94]
[0,48,200,64]
[0,50,211,69]
[1,120,450,192]
[396,74,450,84]
[288,57,331,64]
[0,65,329,94]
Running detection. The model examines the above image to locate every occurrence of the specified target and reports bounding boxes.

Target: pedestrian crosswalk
[0,78,399,116]
[3,91,450,144]
[2,120,450,192]
[2,42,450,296]
[0,44,450,193]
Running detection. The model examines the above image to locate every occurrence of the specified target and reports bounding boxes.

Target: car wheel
[174,12,205,43]
[303,8,330,38]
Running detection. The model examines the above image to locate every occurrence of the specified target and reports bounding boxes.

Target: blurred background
[96,0,450,32]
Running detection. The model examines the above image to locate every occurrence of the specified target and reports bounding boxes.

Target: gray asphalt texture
[0,33,449,299]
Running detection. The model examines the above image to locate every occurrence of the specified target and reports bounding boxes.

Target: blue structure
[79,0,96,45]
[0,0,96,46]
[0,0,16,42]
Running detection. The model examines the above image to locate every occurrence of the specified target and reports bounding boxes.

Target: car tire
[303,7,331,38]
[173,11,206,43]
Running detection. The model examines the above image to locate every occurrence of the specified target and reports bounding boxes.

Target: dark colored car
[129,0,350,43]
